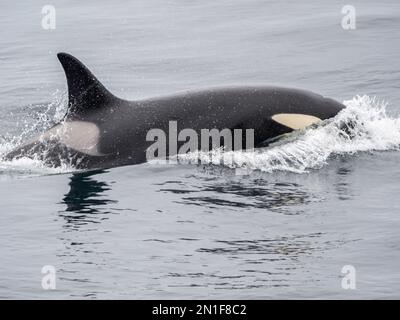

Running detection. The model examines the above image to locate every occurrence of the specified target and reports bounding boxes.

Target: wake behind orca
[4,53,345,170]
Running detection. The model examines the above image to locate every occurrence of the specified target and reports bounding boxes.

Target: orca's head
[253,93,345,147]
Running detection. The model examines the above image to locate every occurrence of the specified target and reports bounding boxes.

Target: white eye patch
[271,113,321,130]
[29,121,102,156]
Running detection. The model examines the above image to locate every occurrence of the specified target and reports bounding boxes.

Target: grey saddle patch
[27,121,102,156]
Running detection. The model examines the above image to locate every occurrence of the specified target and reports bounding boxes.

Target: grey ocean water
[1,0,400,299]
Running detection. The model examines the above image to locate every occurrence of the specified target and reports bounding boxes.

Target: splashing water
[178,95,400,173]
[0,90,74,176]
[0,94,399,176]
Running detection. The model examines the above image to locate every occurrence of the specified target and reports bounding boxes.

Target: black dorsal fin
[57,52,117,117]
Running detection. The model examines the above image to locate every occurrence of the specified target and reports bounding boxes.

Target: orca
[4,53,345,170]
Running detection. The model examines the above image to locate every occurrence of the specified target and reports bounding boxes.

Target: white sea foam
[0,90,74,175]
